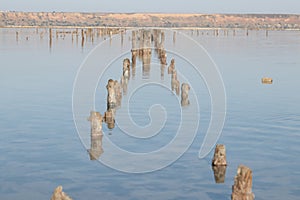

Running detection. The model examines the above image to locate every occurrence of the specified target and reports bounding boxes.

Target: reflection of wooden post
[160,64,165,80]
[212,144,227,166]
[89,134,103,160]
[16,31,19,43]
[231,165,255,200]
[212,165,227,183]
[104,108,115,129]
[51,185,72,200]
[173,31,176,44]
[49,28,52,49]
[114,80,122,107]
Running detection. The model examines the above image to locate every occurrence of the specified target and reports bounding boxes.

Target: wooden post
[106,79,117,108]
[212,144,227,166]
[231,165,255,200]
[168,58,175,74]
[104,108,115,129]
[50,185,72,200]
[171,70,180,96]
[123,58,130,78]
[181,83,190,106]
[88,111,103,135]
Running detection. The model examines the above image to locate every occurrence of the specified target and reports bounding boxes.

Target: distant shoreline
[1,12,300,30]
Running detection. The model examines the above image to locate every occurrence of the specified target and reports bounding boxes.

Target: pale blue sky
[0,0,299,14]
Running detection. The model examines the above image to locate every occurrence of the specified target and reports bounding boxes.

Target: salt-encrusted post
[212,144,227,183]
[88,111,103,135]
[50,185,72,200]
[231,165,255,200]
[212,144,227,166]
[106,79,117,108]
[181,83,190,106]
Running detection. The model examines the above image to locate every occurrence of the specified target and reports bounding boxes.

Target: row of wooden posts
[51,29,255,200]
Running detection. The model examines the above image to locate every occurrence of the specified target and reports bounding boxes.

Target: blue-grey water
[0,28,300,199]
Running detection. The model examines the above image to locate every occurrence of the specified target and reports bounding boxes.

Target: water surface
[0,28,299,200]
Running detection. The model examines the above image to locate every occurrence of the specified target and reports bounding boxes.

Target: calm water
[0,28,300,199]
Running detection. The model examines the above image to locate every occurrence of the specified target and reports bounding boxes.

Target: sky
[0,0,299,14]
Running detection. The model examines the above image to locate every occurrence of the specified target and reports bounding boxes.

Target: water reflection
[3,27,299,199]
[212,165,227,183]
[88,111,104,160]
[89,133,103,160]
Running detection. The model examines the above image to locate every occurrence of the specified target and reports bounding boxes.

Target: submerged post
[231,165,255,200]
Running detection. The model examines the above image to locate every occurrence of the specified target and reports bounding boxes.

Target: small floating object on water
[261,77,273,84]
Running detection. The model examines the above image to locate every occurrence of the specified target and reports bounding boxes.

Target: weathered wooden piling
[104,108,115,129]
[88,111,103,135]
[50,186,72,200]
[171,70,180,96]
[114,80,122,107]
[123,58,130,78]
[160,49,167,65]
[106,79,117,107]
[181,83,190,106]
[168,58,175,74]
[231,165,255,200]
[121,58,131,94]
[212,144,227,166]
